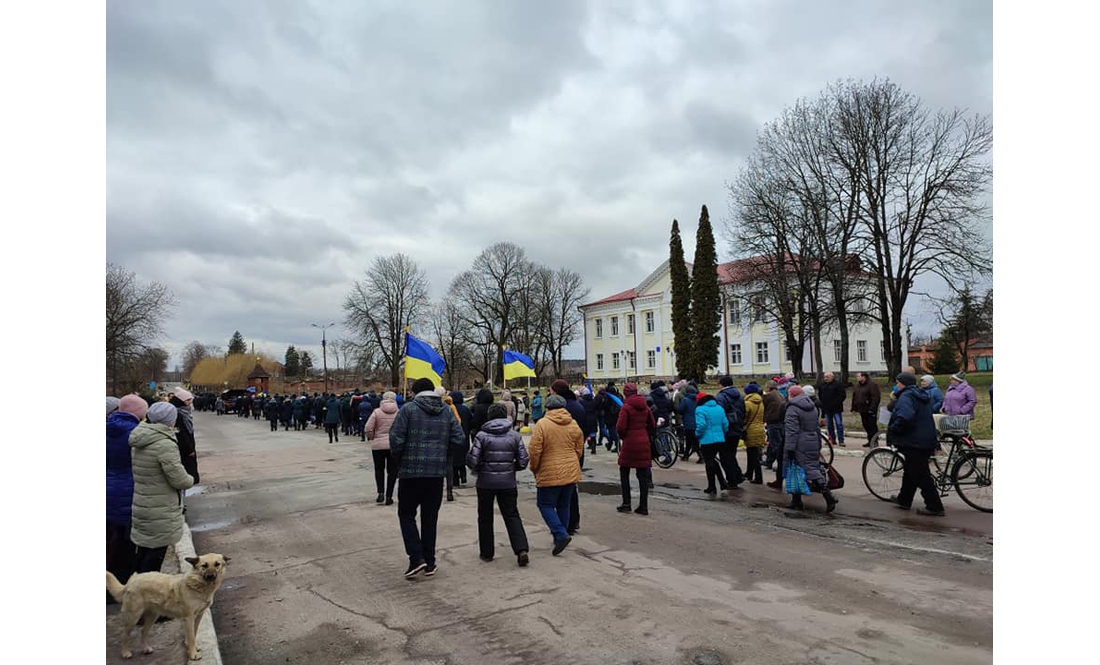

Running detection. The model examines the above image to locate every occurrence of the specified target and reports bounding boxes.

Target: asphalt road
[187,411,992,665]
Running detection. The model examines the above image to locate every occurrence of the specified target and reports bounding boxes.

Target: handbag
[826,464,844,490]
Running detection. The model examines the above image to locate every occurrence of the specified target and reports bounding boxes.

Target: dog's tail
[106,571,126,603]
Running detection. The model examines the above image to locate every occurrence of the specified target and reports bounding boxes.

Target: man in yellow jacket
[528,395,584,555]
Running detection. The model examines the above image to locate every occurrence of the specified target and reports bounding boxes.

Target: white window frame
[880,340,886,362]
[612,352,620,370]
[596,353,604,370]
[857,340,867,362]
[627,314,635,335]
[595,318,603,339]
[729,343,742,365]
[628,351,636,369]
[752,295,767,323]
[728,298,741,326]
[610,316,619,337]
[755,341,769,364]
[833,339,843,362]
[645,311,654,333]
[646,349,656,368]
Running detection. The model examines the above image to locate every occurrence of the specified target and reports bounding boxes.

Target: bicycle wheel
[953,450,992,513]
[819,432,834,466]
[862,448,905,502]
[653,431,677,469]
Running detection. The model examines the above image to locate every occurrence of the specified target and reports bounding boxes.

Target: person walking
[280,394,294,431]
[942,372,977,417]
[466,403,530,566]
[359,393,375,442]
[694,391,731,497]
[451,391,473,488]
[614,382,656,515]
[921,375,945,414]
[715,376,745,488]
[129,401,196,575]
[106,395,148,601]
[292,395,307,431]
[676,382,701,462]
[470,388,495,435]
[887,372,945,516]
[763,380,787,489]
[530,390,544,425]
[364,391,400,505]
[783,386,837,513]
[390,378,466,578]
[742,382,766,484]
[527,394,584,555]
[551,380,588,532]
[580,388,600,454]
[817,372,847,447]
[499,389,516,424]
[596,382,622,453]
[324,393,341,443]
[266,396,280,432]
[851,372,883,447]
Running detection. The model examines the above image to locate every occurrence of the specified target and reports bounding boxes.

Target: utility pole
[311,322,336,393]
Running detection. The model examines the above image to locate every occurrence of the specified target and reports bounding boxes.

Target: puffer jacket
[943,380,977,417]
[743,392,766,448]
[694,396,728,445]
[106,411,141,526]
[783,394,824,483]
[580,393,599,436]
[616,394,655,468]
[888,386,938,451]
[677,384,699,433]
[129,422,195,548]
[389,392,466,478]
[364,399,399,450]
[324,396,341,424]
[467,417,529,490]
[528,408,584,487]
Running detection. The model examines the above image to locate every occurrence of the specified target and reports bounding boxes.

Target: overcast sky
[106,0,992,369]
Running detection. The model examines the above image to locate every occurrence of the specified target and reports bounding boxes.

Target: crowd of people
[107,368,978,584]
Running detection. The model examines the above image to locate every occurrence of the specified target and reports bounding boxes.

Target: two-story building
[578,257,902,382]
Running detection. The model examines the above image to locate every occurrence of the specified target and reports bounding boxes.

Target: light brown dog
[106,553,230,660]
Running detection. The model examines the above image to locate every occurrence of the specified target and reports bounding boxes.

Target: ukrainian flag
[405,332,446,386]
[503,350,536,380]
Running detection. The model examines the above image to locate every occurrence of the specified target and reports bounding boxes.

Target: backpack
[718,388,743,433]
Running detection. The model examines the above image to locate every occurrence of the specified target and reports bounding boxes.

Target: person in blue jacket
[920,375,944,413]
[887,372,945,516]
[106,395,149,601]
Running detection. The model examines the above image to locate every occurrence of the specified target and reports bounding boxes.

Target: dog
[106,553,230,660]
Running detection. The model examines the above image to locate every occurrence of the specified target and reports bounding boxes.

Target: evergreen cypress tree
[668,219,694,379]
[690,205,721,379]
[284,345,301,378]
[227,331,247,355]
[926,334,961,375]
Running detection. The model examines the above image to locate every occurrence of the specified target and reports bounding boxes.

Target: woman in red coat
[615,383,656,515]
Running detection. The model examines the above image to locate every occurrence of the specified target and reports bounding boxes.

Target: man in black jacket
[817,372,848,447]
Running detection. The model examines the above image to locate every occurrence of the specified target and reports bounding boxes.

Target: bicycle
[818,431,835,467]
[652,425,682,469]
[861,427,992,513]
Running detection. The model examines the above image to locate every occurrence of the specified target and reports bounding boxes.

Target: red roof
[584,288,638,307]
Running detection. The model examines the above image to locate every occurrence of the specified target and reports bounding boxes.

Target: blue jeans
[536,485,574,542]
[825,412,844,444]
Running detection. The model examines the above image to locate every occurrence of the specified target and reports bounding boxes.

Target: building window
[880,340,885,361]
[756,342,769,363]
[596,353,604,370]
[645,311,654,333]
[628,351,636,369]
[751,295,767,323]
[612,352,620,370]
[728,298,741,326]
[833,340,843,362]
[610,316,619,336]
[729,343,742,365]
[627,314,635,334]
[646,349,656,368]
[857,340,867,362]
[595,319,603,339]
[785,343,794,362]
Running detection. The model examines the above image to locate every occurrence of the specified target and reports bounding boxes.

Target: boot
[446,491,455,502]
[822,487,838,513]
[785,493,803,510]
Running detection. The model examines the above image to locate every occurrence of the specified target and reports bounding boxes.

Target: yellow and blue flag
[503,350,536,380]
[405,332,446,387]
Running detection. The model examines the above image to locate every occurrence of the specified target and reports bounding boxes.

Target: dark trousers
[325,423,339,443]
[397,477,444,565]
[372,450,397,499]
[683,431,700,460]
[269,417,278,431]
[106,522,135,599]
[765,423,784,467]
[133,545,168,575]
[896,447,944,511]
[476,487,529,559]
[718,439,744,485]
[701,444,727,490]
[860,412,879,442]
[745,447,763,483]
[619,466,650,509]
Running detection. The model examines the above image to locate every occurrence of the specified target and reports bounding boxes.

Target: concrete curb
[175,522,224,665]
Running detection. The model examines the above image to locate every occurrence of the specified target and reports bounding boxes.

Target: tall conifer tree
[690,205,721,378]
[668,219,694,379]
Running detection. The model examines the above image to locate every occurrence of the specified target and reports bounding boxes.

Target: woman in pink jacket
[365,391,400,505]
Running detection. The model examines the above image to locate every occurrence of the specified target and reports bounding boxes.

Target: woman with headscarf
[365,391,400,505]
[742,382,767,484]
[528,395,584,555]
[921,375,945,414]
[499,389,516,424]
[169,387,199,485]
[615,383,656,515]
[129,401,195,574]
[106,395,148,602]
[783,386,837,513]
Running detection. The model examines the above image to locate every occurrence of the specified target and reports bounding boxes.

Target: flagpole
[402,326,409,399]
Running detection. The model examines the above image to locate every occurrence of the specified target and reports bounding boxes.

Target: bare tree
[933,285,993,371]
[343,253,431,386]
[181,341,211,380]
[540,267,589,378]
[106,263,176,394]
[429,300,474,389]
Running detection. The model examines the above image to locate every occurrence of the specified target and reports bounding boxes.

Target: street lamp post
[311,322,336,393]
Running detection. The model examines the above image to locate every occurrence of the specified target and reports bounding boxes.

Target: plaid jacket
[389,393,465,478]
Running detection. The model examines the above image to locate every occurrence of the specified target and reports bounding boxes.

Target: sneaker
[634,507,648,515]
[916,507,945,517]
[616,504,632,513]
[517,551,529,567]
[552,537,572,556]
[424,563,437,576]
[404,561,427,579]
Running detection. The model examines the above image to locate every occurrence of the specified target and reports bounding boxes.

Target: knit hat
[777,376,788,386]
[172,387,194,403]
[802,385,816,397]
[719,376,733,387]
[788,386,804,398]
[920,374,936,386]
[545,395,567,410]
[623,382,638,397]
[744,382,760,395]
[147,401,178,426]
[764,380,777,390]
[411,377,435,393]
[950,372,966,383]
[382,391,396,401]
[785,372,795,380]
[695,391,709,403]
[106,396,121,416]
[119,394,149,420]
[551,380,570,395]
[896,372,918,387]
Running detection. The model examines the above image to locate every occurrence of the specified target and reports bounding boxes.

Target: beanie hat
[649,381,661,391]
[545,395,567,410]
[551,380,570,395]
[382,391,396,401]
[896,372,918,387]
[695,391,709,403]
[411,377,435,394]
[950,372,966,383]
[785,372,795,380]
[623,382,638,397]
[777,377,788,386]
[764,380,777,390]
[788,386,804,398]
[920,374,936,386]
[106,396,121,416]
[147,401,178,426]
[802,385,816,397]
[744,382,760,395]
[487,403,508,420]
[434,386,447,396]
[172,387,194,403]
[119,394,149,420]
[719,376,733,387]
